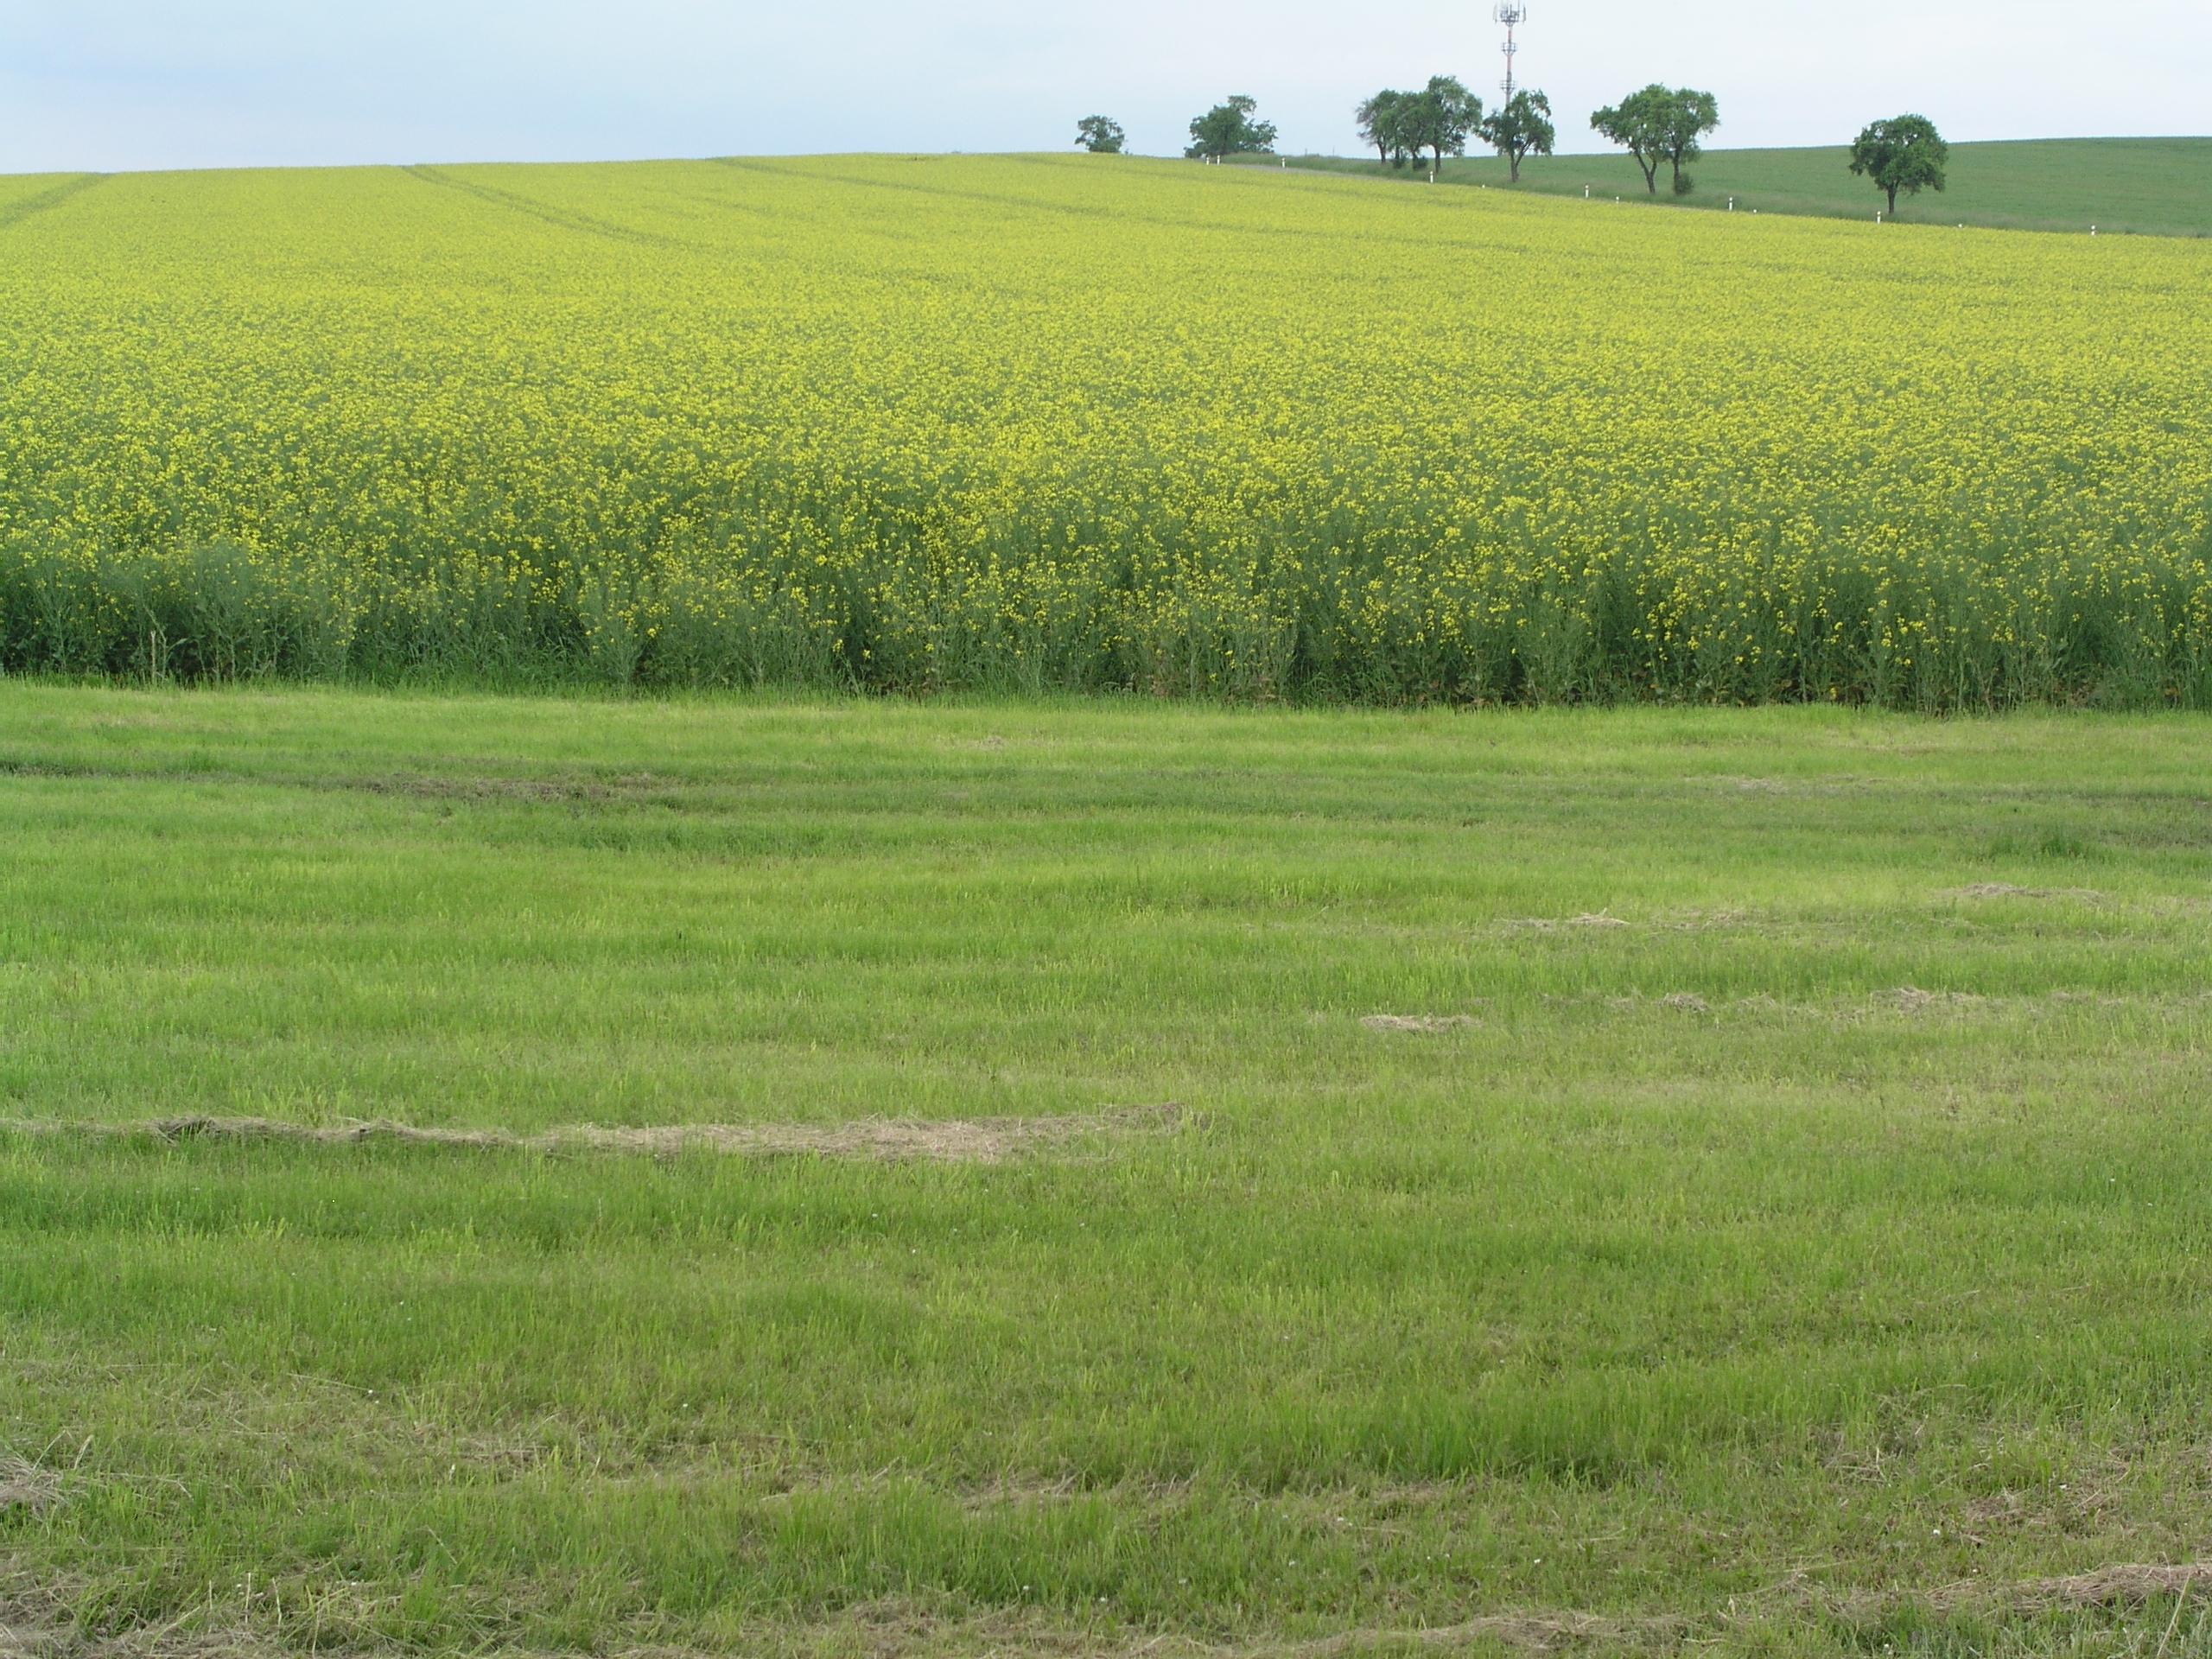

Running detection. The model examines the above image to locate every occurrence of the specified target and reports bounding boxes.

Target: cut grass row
[3,688,2212,1653]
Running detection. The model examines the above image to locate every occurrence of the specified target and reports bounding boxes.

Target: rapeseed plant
[0,155,2204,708]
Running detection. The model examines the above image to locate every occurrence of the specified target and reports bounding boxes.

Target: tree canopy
[1074,117,1126,155]
[1359,79,1480,173]
[1185,97,1277,162]
[1400,78,1481,172]
[1590,88,1668,195]
[1592,85,1719,196]
[1355,90,1415,168]
[1653,88,1719,195]
[1850,115,1950,213]
[1478,90,1556,183]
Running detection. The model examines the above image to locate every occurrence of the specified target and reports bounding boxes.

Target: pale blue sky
[0,0,2205,174]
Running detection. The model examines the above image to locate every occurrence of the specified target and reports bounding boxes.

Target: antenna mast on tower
[1494,3,1528,102]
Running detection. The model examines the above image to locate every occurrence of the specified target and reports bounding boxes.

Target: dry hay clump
[1360,1014,1478,1034]
[1919,1560,2212,1615]
[0,1457,62,1516]
[560,1110,1182,1164]
[2012,1560,2212,1609]
[1881,986,1986,1015]
[6,1106,1187,1166]
[1599,993,1712,1014]
[1947,883,2104,901]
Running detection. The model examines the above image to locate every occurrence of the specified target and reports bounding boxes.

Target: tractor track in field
[401,165,688,250]
[0,175,109,237]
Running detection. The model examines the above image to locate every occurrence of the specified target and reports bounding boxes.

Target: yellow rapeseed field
[0,154,2207,705]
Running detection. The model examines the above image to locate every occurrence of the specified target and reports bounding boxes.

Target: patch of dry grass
[0,1107,1189,1166]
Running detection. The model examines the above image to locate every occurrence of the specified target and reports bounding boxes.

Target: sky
[0,0,2206,175]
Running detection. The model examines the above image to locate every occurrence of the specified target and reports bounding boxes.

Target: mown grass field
[6,685,2212,1655]
[1276,137,2212,236]
[2,154,2208,706]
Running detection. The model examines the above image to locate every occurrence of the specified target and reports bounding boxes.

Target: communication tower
[1494,3,1528,102]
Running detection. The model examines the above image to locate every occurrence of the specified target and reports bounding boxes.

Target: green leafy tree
[1478,89,1555,183]
[1653,86,1719,195]
[1849,115,1949,213]
[1398,77,1481,172]
[1591,86,1669,195]
[1356,90,1415,168]
[1074,116,1126,155]
[1592,84,1717,196]
[1185,96,1277,162]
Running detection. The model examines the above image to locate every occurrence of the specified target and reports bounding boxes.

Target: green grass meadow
[1268,137,2212,235]
[5,687,2212,1653]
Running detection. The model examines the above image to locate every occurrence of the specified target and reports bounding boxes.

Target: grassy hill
[1260,137,2212,237]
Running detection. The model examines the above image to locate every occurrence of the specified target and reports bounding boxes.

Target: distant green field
[8,687,2212,1655]
[1262,137,2212,236]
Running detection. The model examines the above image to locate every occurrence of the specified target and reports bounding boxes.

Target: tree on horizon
[1653,87,1719,194]
[1074,116,1126,155]
[1479,90,1556,183]
[1398,77,1481,173]
[1593,85,1718,196]
[1186,97,1277,162]
[1850,115,1950,213]
[1356,90,1414,168]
